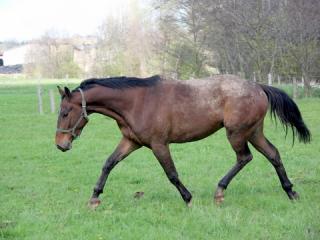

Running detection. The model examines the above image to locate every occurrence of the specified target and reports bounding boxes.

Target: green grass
[0,83,319,240]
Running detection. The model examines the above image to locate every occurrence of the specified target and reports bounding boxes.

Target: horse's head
[55,86,89,152]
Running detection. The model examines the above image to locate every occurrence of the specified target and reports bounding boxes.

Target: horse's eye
[60,111,68,118]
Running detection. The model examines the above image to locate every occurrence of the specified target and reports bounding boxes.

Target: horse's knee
[237,153,253,166]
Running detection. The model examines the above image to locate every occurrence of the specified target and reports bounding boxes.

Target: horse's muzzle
[56,141,72,152]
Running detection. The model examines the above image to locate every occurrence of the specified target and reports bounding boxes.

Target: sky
[0,0,136,41]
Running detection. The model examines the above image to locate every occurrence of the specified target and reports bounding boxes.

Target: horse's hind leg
[249,129,299,200]
[214,130,253,204]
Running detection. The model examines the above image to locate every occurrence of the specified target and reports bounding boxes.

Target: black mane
[73,75,161,92]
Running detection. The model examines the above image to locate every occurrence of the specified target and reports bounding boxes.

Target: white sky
[0,0,135,41]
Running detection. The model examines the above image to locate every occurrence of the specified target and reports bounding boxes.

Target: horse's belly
[170,127,223,143]
[169,114,223,143]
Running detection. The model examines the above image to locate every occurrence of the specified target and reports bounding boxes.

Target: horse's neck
[86,87,135,122]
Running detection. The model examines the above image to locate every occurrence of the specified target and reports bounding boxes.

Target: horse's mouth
[56,143,72,152]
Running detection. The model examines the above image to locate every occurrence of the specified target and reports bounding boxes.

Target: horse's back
[166,75,267,115]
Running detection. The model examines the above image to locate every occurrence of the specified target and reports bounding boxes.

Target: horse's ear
[57,86,65,97]
[64,87,72,99]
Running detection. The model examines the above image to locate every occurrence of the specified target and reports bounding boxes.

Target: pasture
[1,81,319,239]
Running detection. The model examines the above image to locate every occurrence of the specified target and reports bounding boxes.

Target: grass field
[0,81,319,239]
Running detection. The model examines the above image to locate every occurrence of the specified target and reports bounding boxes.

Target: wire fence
[0,76,319,117]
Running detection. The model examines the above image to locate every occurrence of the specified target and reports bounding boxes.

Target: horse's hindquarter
[220,76,268,131]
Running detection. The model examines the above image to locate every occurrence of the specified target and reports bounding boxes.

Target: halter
[56,88,89,139]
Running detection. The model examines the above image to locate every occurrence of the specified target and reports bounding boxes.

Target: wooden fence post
[253,72,256,82]
[49,89,55,114]
[268,73,272,86]
[37,85,43,115]
[293,77,297,100]
[277,75,281,85]
[239,72,245,79]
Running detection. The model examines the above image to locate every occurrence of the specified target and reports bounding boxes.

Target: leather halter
[56,88,89,139]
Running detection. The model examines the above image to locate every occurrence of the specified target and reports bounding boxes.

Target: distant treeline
[21,0,319,97]
[156,0,320,97]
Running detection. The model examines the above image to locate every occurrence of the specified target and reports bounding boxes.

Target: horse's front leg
[151,143,192,206]
[88,137,140,209]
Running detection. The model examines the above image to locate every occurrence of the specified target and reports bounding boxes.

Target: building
[2,44,33,66]
[0,36,97,75]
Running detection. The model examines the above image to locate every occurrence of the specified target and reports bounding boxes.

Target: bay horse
[55,75,310,208]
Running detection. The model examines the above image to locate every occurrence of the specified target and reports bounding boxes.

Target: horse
[55,74,310,208]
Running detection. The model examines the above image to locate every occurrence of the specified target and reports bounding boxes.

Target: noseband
[56,88,89,139]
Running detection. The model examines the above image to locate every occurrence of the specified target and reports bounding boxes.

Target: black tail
[259,84,311,143]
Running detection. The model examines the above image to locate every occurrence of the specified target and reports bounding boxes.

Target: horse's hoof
[88,198,101,209]
[288,191,299,200]
[187,199,192,208]
[214,187,225,205]
[215,195,224,205]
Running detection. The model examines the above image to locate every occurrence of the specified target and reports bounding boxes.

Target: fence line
[35,75,319,115]
[253,73,320,86]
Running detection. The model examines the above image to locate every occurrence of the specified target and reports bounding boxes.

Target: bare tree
[94,0,159,77]
[155,0,320,88]
[156,0,214,79]
[284,0,320,96]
